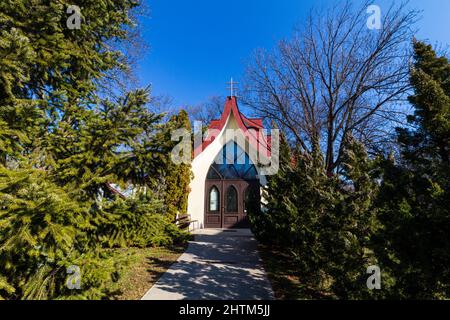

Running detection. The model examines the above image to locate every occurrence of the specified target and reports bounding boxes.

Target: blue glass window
[206,142,259,180]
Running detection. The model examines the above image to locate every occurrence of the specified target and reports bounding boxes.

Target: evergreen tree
[403,40,450,166]
[0,0,141,163]
[249,130,292,243]
[252,131,379,298]
[287,149,337,292]
[374,40,450,298]
[329,135,378,298]
[96,192,187,249]
[0,166,89,299]
[47,88,168,201]
[0,1,187,300]
[163,110,193,221]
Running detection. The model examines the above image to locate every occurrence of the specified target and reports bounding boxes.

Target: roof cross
[226,78,239,97]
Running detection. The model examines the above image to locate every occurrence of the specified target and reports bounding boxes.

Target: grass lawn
[107,244,187,300]
[258,244,332,300]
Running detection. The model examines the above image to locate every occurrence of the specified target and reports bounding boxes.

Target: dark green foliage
[329,136,378,298]
[47,88,169,199]
[96,194,189,248]
[250,40,449,299]
[0,0,141,164]
[0,165,187,300]
[252,40,449,300]
[250,135,378,298]
[0,0,190,300]
[249,132,292,242]
[281,151,338,291]
[373,40,450,299]
[0,166,88,299]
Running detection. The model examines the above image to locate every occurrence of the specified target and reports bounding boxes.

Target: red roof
[193,96,271,158]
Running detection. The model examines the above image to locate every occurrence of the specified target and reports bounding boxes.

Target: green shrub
[96,194,189,248]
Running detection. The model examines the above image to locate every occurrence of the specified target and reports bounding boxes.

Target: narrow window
[226,186,238,212]
[244,187,249,213]
[209,186,220,212]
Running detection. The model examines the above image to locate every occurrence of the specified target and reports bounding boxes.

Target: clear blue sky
[136,0,450,107]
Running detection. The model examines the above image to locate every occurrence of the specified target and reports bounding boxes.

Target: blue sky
[136,0,450,107]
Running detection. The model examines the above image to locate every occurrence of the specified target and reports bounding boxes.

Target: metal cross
[227,78,239,97]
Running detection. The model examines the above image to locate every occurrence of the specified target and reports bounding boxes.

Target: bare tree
[148,94,176,115]
[186,95,225,124]
[243,1,419,174]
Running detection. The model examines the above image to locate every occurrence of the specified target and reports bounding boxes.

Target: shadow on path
[141,229,274,300]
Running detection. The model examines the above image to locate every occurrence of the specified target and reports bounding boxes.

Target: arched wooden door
[204,142,261,228]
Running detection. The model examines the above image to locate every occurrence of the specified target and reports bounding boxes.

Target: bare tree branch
[243,0,419,174]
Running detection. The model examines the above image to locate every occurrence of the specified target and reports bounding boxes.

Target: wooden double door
[204,179,259,228]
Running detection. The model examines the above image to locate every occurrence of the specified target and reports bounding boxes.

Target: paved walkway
[141,228,274,300]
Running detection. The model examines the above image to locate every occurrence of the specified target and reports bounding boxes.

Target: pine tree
[0,1,186,300]
[251,130,380,298]
[249,130,292,244]
[47,88,168,200]
[329,135,378,298]
[0,166,90,299]
[400,40,450,166]
[95,192,187,249]
[0,0,141,164]
[0,26,42,165]
[374,40,450,298]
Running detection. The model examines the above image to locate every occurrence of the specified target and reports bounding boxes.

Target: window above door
[206,141,259,180]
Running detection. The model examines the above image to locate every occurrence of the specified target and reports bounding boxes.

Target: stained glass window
[206,141,259,180]
[226,185,238,212]
[243,185,260,214]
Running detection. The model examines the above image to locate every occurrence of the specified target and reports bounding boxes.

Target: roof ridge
[193,96,271,158]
